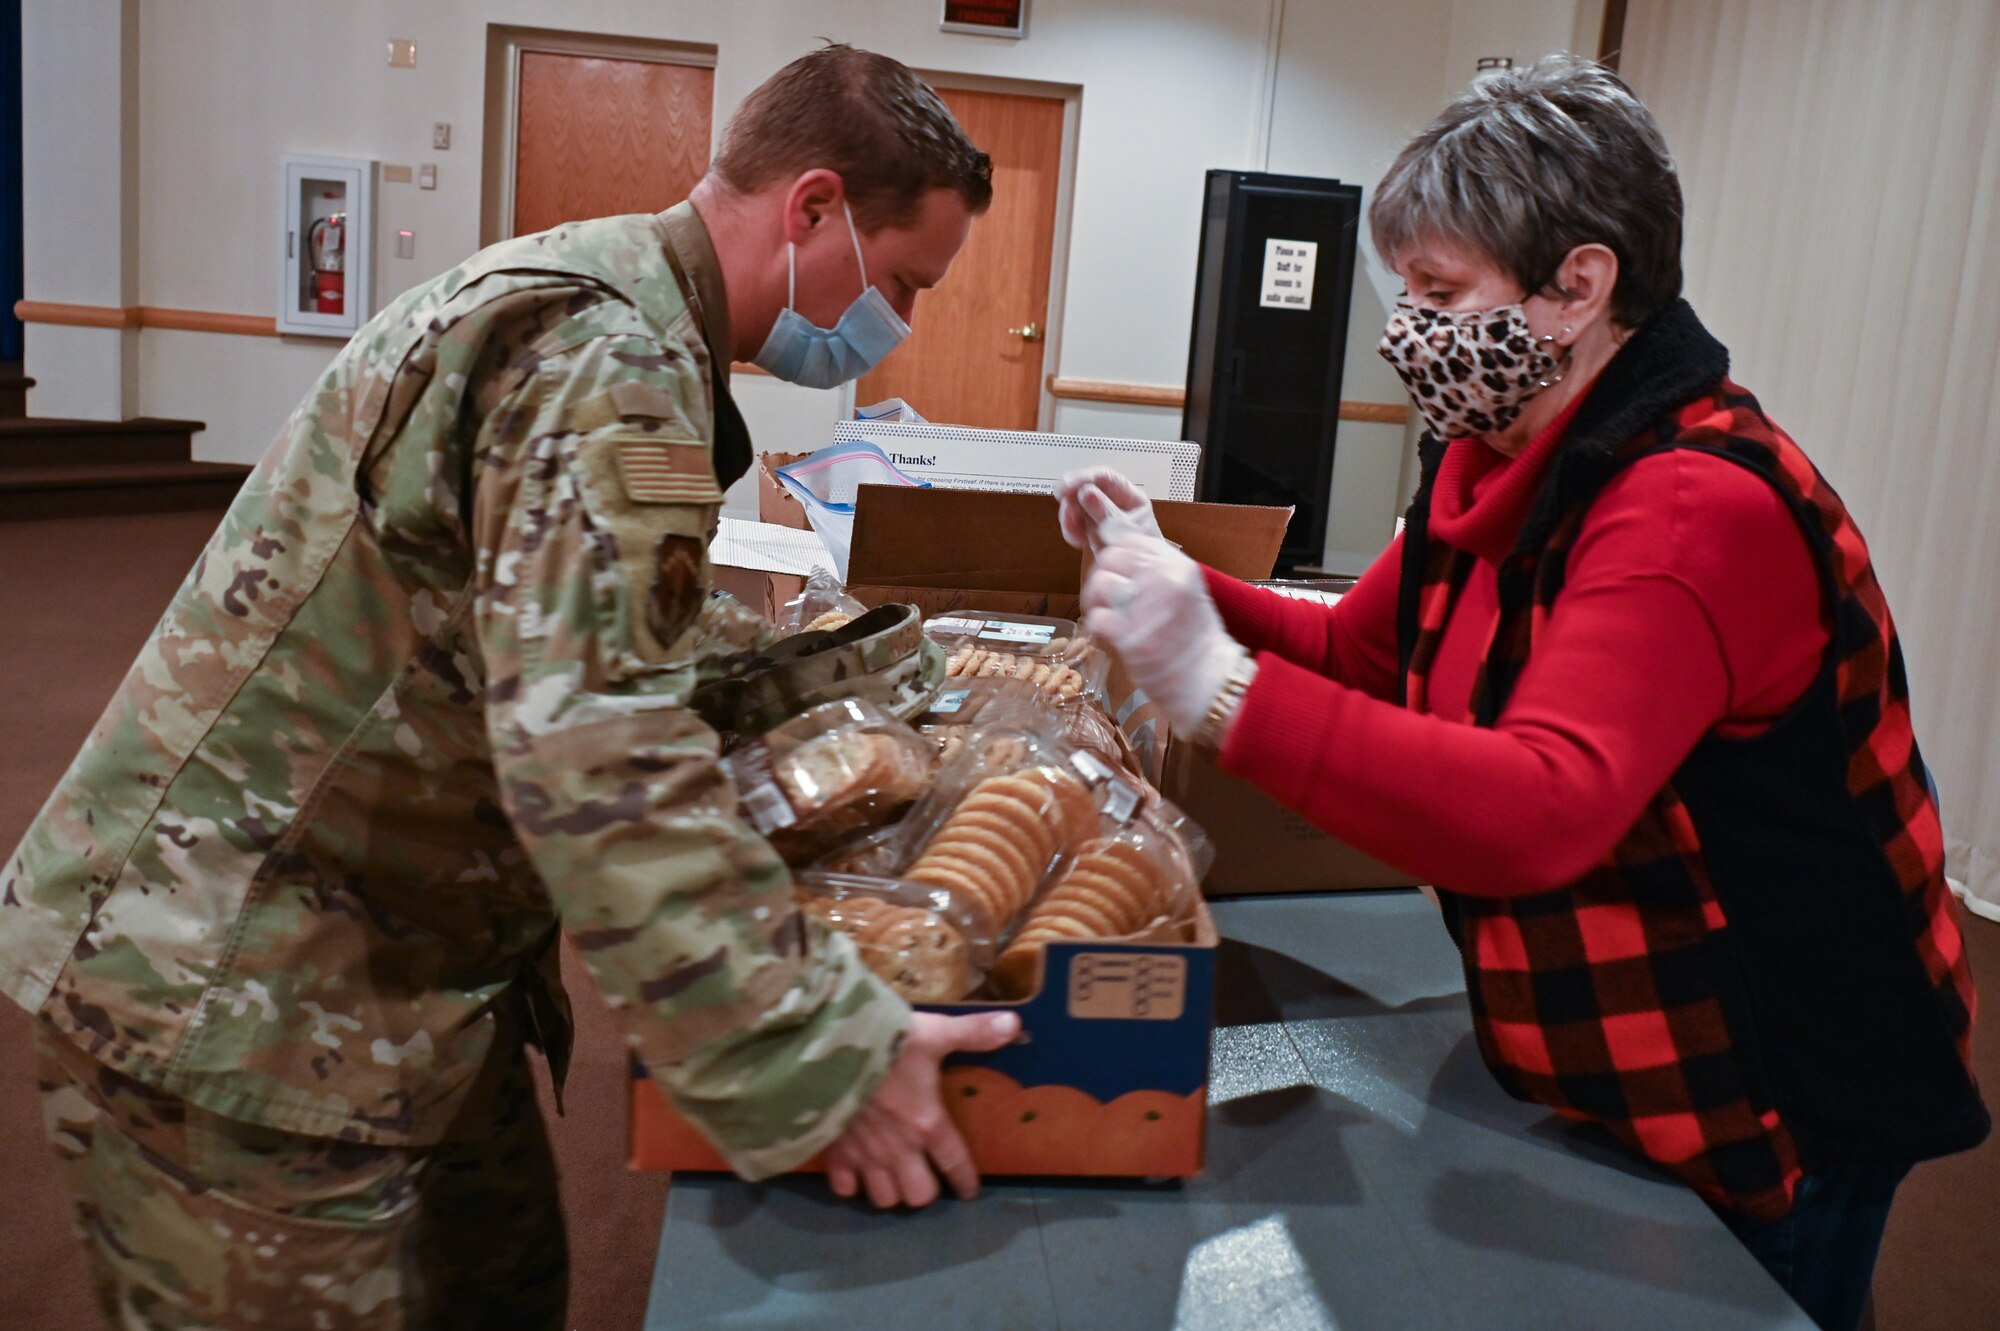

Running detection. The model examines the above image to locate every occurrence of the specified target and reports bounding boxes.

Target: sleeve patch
[610,380,694,422]
[615,437,724,505]
[650,533,708,648]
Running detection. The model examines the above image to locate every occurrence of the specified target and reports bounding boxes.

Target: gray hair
[1369,53,1683,326]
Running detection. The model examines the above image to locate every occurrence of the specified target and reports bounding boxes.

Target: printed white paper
[708,517,834,577]
[1260,238,1319,310]
[829,421,1199,502]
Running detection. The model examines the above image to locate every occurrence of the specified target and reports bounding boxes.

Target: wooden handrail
[10,306,1407,429]
[139,307,279,337]
[15,300,279,337]
[1047,375,1409,425]
[1047,377,1185,408]
[14,300,141,330]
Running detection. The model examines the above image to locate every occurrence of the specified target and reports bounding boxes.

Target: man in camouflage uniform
[4,45,1012,1329]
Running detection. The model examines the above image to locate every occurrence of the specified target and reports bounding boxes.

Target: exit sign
[942,0,1028,39]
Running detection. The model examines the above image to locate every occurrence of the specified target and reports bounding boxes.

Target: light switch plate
[396,230,415,260]
[432,122,451,151]
[387,39,417,69]
[418,165,437,190]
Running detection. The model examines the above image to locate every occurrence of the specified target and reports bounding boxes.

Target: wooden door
[855,87,1066,430]
[513,51,713,236]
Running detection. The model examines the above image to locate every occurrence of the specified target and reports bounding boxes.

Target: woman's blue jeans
[1709,1162,1909,1330]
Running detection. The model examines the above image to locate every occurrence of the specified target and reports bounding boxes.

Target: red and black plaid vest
[1395,302,1987,1220]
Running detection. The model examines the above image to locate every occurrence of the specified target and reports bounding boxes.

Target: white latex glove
[825,1010,1020,1208]
[1056,467,1163,552]
[1081,534,1247,736]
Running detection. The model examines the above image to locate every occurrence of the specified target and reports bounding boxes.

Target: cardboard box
[708,560,802,624]
[644,482,1413,1179]
[1168,573,1415,894]
[840,483,1291,619]
[724,480,1410,889]
[828,419,1201,500]
[756,451,815,530]
[630,901,1220,1178]
[635,486,1280,1179]
[1163,744,1416,894]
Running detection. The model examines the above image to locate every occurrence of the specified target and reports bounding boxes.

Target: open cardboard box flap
[756,451,814,530]
[845,483,1292,599]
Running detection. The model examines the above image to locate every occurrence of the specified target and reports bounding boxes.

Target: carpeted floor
[0,507,1994,1329]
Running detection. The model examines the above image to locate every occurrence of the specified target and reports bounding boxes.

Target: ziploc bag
[854,397,928,424]
[773,439,928,579]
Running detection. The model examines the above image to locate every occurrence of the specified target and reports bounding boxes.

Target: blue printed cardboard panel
[631,907,1217,1177]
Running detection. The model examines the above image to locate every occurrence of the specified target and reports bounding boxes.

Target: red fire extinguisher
[309,200,346,315]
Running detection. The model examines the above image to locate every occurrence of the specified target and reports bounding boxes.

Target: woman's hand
[825,1009,1020,1208]
[1057,468,1162,551]
[1081,535,1246,735]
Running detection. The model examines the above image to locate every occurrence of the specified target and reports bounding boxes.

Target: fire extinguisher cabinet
[278,153,376,337]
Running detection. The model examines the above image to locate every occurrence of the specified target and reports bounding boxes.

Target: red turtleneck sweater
[1205,395,1830,894]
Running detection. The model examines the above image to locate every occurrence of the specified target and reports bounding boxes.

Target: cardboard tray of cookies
[630,897,1217,1179]
[633,709,1220,1179]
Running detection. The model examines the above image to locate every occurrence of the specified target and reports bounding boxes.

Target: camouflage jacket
[0,204,909,1177]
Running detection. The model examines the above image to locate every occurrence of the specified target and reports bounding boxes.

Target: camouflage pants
[34,1022,568,1330]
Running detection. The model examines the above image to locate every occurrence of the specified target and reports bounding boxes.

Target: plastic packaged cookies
[924,613,1108,703]
[725,699,938,867]
[885,714,1149,938]
[1050,693,1150,786]
[914,677,1044,765]
[901,764,1100,934]
[780,569,868,634]
[795,873,991,1002]
[987,808,1206,999]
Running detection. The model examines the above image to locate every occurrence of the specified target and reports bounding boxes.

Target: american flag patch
[614,437,722,505]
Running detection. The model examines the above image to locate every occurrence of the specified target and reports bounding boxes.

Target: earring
[1537,327,1572,390]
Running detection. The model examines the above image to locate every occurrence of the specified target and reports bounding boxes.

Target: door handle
[1007,322,1043,342]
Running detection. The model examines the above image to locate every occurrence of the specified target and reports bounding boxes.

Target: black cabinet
[1182,170,1363,573]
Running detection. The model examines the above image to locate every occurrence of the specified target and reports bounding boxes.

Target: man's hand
[1057,467,1163,552]
[1081,535,1246,736]
[826,1010,1021,1208]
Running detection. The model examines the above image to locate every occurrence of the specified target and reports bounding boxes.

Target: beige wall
[25,0,1594,566]
[20,0,138,418]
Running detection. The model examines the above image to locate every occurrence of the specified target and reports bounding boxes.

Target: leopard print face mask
[1378,302,1566,440]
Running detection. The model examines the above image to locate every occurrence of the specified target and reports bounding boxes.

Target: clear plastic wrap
[884,699,1215,997]
[724,698,937,867]
[913,677,1045,764]
[885,717,1100,937]
[780,569,868,634]
[785,698,1216,1002]
[925,612,1109,703]
[808,824,903,878]
[795,872,991,1002]
[986,807,1208,1000]
[1050,693,1148,785]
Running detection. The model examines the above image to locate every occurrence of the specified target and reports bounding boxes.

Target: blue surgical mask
[752,202,911,389]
